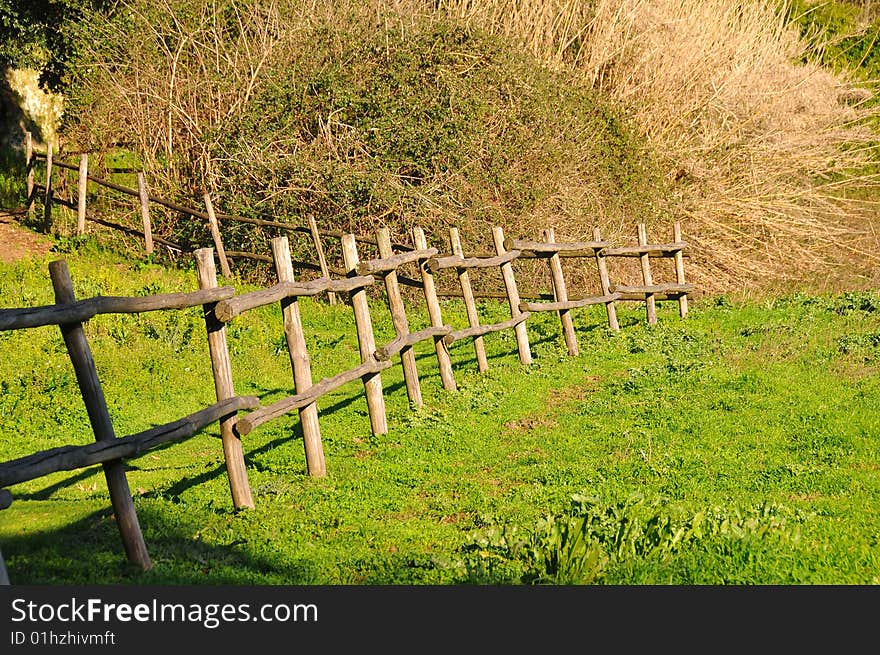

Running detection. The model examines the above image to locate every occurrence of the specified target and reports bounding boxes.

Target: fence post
[25,131,34,216]
[637,223,657,325]
[592,227,620,332]
[1,489,12,583]
[673,221,689,319]
[203,194,232,277]
[76,154,88,236]
[271,236,326,477]
[43,142,53,233]
[0,547,9,586]
[48,259,152,570]
[137,172,153,255]
[0,489,12,587]
[413,226,457,391]
[308,215,336,305]
[492,226,532,366]
[377,227,422,407]
[195,248,255,509]
[545,227,578,356]
[341,234,388,436]
[450,227,489,373]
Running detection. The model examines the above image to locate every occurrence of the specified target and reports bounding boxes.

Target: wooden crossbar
[611,283,694,295]
[443,312,531,344]
[426,250,521,272]
[214,275,374,322]
[374,326,454,361]
[504,239,605,256]
[236,359,394,436]
[602,242,687,257]
[519,293,620,313]
[356,248,438,275]
[0,396,259,488]
[0,287,234,331]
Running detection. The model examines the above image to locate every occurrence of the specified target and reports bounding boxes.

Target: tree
[0,0,107,91]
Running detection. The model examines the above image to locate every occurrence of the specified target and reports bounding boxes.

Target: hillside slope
[3,0,878,295]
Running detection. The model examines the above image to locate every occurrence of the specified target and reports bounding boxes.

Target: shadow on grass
[0,501,472,585]
[0,503,325,584]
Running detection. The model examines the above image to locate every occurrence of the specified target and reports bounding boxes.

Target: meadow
[1,241,878,584]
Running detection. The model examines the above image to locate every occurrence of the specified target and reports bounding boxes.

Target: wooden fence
[23,134,634,303]
[1,135,694,584]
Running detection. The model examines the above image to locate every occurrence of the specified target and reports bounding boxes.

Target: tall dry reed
[433,0,880,293]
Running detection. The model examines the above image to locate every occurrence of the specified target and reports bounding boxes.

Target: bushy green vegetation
[1,244,878,584]
[788,0,880,87]
[63,0,670,280]
[211,22,665,242]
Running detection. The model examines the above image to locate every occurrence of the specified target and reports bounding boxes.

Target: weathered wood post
[76,154,88,236]
[341,234,388,436]
[450,227,489,373]
[271,236,326,477]
[545,227,578,356]
[48,259,152,570]
[25,131,34,216]
[137,172,154,255]
[195,248,254,509]
[0,519,9,584]
[637,223,657,325]
[492,226,532,366]
[413,226,456,391]
[43,142,53,233]
[203,194,232,277]
[673,221,689,319]
[592,226,620,332]
[1,487,13,583]
[308,215,336,305]
[377,227,423,407]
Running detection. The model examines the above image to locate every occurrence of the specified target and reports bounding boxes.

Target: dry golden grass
[430,0,880,294]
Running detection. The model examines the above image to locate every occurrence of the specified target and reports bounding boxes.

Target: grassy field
[0,240,878,585]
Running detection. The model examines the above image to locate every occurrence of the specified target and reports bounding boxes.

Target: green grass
[0,146,27,209]
[1,243,879,584]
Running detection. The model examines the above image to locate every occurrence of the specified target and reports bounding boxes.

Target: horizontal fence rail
[0,287,234,330]
[235,358,394,436]
[0,396,259,488]
[214,276,374,322]
[504,239,606,257]
[443,312,531,344]
[519,294,621,313]
[426,250,521,271]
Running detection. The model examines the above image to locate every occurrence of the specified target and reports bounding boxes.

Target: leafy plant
[462,494,801,585]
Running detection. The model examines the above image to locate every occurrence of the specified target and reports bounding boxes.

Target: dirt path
[0,210,54,263]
